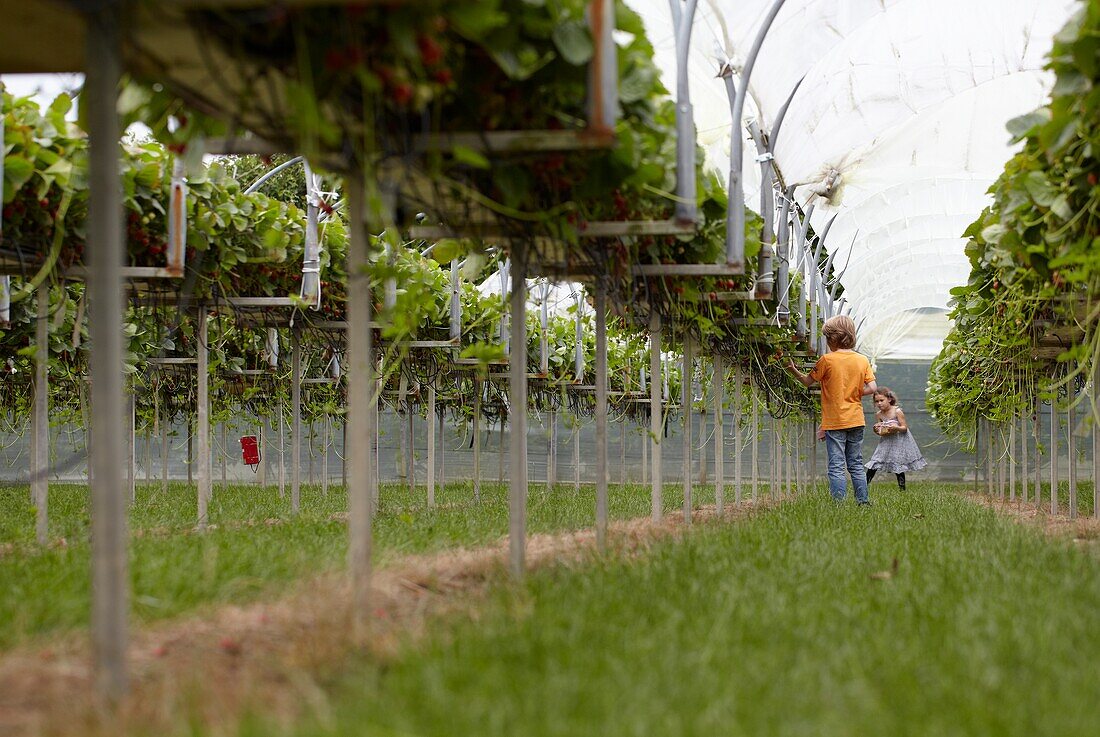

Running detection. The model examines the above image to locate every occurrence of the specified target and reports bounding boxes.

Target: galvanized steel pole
[726,0,789,269]
[346,174,375,630]
[714,354,725,514]
[292,331,301,514]
[197,311,210,526]
[33,286,49,545]
[87,4,129,700]
[509,244,529,576]
[595,283,608,550]
[650,314,663,522]
[682,337,693,523]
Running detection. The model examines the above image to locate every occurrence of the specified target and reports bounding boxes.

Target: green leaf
[448,4,509,40]
[1023,171,1057,207]
[3,154,35,197]
[488,44,556,81]
[619,62,657,104]
[551,20,593,66]
[451,145,490,170]
[1005,110,1049,141]
[1049,194,1073,221]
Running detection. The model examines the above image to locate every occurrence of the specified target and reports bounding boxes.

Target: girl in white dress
[865,387,926,489]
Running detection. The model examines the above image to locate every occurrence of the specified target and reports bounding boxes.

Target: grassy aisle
[0,480,733,648]
[266,485,1100,737]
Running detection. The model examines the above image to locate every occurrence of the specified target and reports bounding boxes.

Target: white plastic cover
[627,0,1077,359]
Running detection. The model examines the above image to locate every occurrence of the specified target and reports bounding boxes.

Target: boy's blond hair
[822,315,857,350]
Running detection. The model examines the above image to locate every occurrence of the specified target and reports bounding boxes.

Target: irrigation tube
[726,0,789,269]
[243,155,304,195]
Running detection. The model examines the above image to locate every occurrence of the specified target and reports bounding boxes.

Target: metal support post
[670,0,699,224]
[1094,360,1100,519]
[1068,397,1077,519]
[427,383,436,507]
[810,419,817,493]
[509,243,529,577]
[1019,413,1027,505]
[681,337,693,523]
[160,412,169,493]
[547,410,556,488]
[650,314,662,522]
[292,331,302,514]
[473,379,482,501]
[449,258,462,340]
[278,401,286,499]
[33,285,49,545]
[573,419,581,492]
[997,423,1005,500]
[990,418,998,499]
[699,407,708,485]
[785,424,793,498]
[595,283,608,550]
[406,407,415,491]
[87,6,128,698]
[346,174,374,628]
[438,410,446,495]
[1009,420,1016,502]
[220,422,227,488]
[1051,401,1059,515]
[322,414,330,497]
[258,420,267,487]
[751,391,760,500]
[198,311,210,526]
[587,0,619,134]
[725,0,789,269]
[748,120,775,299]
[714,354,725,514]
[734,368,743,505]
[620,422,627,485]
[128,390,136,503]
[1034,402,1042,508]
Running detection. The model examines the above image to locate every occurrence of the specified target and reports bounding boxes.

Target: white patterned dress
[865,412,927,474]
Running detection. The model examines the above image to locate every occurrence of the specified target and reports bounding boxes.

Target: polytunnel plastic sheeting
[626,0,1078,359]
[477,269,591,319]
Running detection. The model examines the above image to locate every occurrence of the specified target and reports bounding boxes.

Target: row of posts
[977,363,1100,518]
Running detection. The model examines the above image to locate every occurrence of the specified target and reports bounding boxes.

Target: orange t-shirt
[809,350,875,430]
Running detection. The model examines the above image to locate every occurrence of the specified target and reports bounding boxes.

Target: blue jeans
[824,427,870,504]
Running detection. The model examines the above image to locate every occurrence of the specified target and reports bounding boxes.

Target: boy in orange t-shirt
[785,316,877,504]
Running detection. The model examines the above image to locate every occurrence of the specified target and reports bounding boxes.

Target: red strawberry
[391,83,414,106]
[417,35,444,67]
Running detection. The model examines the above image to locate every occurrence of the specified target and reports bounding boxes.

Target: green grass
[250,484,1100,737]
[0,478,774,649]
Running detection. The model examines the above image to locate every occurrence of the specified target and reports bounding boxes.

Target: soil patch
[966,494,1100,544]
